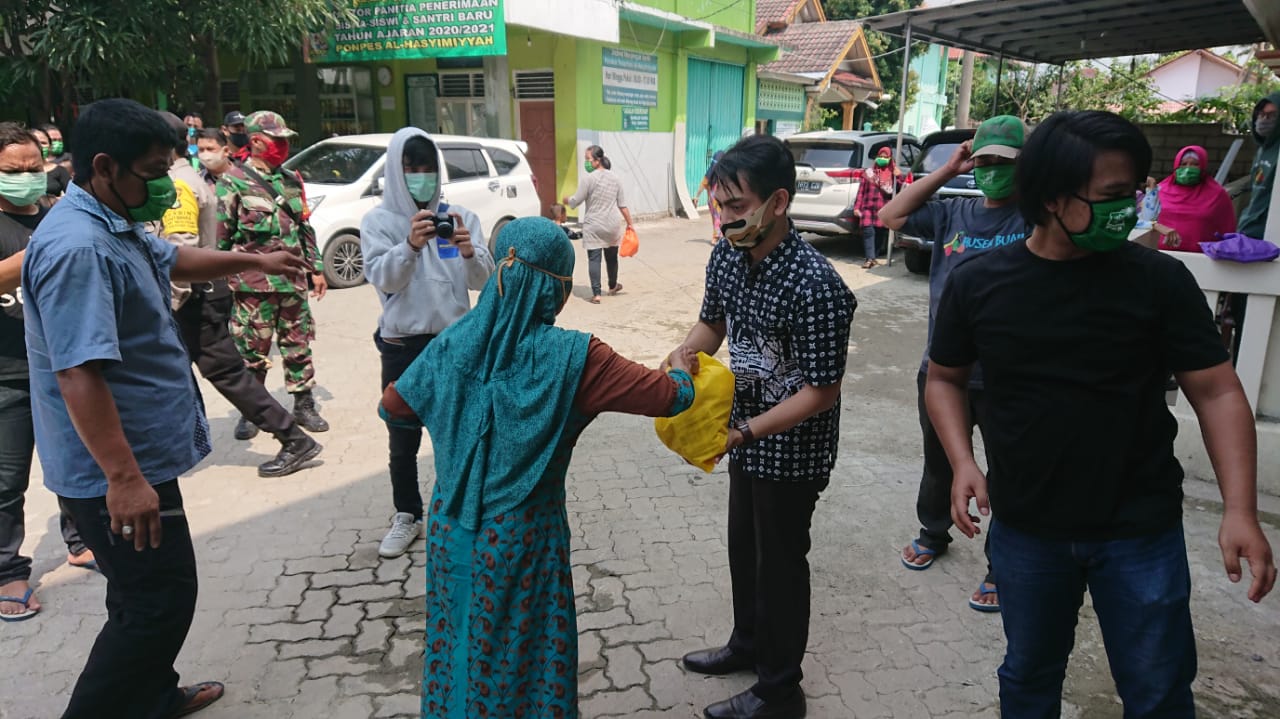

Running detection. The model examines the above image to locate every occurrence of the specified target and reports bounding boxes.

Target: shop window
[443,148,490,181]
[438,71,488,137]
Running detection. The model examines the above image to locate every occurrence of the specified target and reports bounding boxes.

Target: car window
[285,144,383,185]
[487,147,523,176]
[789,142,861,169]
[899,143,921,168]
[442,148,490,181]
[919,142,965,173]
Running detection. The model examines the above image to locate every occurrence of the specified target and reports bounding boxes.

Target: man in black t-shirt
[928,111,1276,718]
[0,123,95,622]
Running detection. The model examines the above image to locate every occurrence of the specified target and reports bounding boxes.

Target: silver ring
[121,525,134,536]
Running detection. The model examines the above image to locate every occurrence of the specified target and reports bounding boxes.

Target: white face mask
[198,150,228,170]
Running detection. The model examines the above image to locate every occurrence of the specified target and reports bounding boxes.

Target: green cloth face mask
[1174,166,1201,186]
[584,160,595,173]
[50,140,64,155]
[0,171,48,207]
[1061,194,1137,252]
[40,146,49,160]
[117,171,177,223]
[874,157,890,167]
[405,172,438,203]
[973,165,1016,199]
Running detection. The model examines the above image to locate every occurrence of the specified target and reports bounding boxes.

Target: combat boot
[292,389,330,432]
[258,425,323,478]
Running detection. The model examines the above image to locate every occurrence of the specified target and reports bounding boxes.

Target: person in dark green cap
[216,110,330,437]
[880,114,1032,613]
[1238,92,1280,240]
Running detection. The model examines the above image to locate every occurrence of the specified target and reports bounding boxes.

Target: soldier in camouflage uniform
[216,111,329,434]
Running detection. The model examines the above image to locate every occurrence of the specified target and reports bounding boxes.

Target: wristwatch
[734,419,755,445]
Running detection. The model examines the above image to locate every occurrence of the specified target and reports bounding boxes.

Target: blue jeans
[990,519,1196,719]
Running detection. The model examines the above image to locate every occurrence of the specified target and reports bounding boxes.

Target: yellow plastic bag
[655,353,735,472]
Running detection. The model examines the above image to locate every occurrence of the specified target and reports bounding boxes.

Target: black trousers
[915,370,992,578]
[59,480,198,719]
[586,246,620,297]
[176,291,294,434]
[0,379,86,586]
[725,460,825,702]
[375,330,434,520]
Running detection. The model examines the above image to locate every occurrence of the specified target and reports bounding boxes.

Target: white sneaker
[378,512,423,558]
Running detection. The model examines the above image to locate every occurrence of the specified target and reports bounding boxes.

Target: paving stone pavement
[4,219,1279,718]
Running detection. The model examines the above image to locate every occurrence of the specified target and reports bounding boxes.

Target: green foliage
[1162,54,1280,134]
[0,0,353,121]
[803,106,840,132]
[822,0,924,130]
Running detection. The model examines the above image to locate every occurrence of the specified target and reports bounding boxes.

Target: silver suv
[786,130,921,236]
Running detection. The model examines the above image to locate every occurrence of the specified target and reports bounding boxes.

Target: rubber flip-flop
[968,582,1001,613]
[608,283,624,295]
[0,588,39,622]
[900,539,939,571]
[171,681,225,717]
[69,558,101,574]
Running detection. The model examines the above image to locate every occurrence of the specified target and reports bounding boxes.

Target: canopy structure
[862,0,1265,66]
[858,0,1277,264]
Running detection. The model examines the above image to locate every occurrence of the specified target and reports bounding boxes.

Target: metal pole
[886,17,913,267]
[1056,63,1066,110]
[957,50,975,128]
[992,50,1004,115]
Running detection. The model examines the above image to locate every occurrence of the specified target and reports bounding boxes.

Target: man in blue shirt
[22,98,307,719]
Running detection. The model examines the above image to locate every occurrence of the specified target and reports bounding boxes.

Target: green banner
[309,0,507,62]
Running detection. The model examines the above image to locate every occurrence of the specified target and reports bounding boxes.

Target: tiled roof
[761,19,862,75]
[755,0,803,33]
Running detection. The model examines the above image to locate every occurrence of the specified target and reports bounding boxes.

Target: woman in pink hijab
[1157,145,1236,252]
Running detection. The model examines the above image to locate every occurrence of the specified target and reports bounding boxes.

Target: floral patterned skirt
[421,475,578,719]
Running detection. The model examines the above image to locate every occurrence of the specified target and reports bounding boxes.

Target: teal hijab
[395,217,590,530]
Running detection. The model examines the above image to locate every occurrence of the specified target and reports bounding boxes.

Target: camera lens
[435,216,455,239]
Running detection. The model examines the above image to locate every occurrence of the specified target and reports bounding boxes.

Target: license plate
[797,180,823,194]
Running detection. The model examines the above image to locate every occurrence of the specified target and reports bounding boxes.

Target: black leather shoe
[682,646,754,676]
[704,689,805,719]
[234,415,259,440]
[258,431,322,478]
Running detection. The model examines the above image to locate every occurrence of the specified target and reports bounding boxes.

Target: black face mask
[229,132,249,149]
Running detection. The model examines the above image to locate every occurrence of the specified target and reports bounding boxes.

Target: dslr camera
[429,213,455,240]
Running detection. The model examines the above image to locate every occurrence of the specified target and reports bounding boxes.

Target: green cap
[972,115,1025,159]
[244,110,297,138]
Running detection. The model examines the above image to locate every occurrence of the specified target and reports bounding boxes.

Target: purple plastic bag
[1201,233,1280,263]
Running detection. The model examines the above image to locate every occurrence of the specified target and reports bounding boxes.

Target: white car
[285,133,542,288]
[786,131,921,236]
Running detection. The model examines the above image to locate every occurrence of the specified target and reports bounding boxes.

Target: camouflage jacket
[216,160,322,294]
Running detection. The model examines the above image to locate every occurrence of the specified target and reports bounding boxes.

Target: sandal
[968,582,1001,613]
[589,295,601,304]
[863,259,878,269]
[608,283,624,296]
[900,539,941,571]
[0,587,38,622]
[171,681,225,717]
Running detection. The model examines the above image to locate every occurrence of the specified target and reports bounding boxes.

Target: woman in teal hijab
[380,217,696,719]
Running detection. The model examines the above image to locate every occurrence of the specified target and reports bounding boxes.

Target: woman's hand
[1163,229,1182,248]
[667,346,700,376]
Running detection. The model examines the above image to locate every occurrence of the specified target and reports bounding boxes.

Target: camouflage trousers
[230,291,316,393]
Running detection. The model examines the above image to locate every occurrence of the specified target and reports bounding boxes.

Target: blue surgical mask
[405,172,438,203]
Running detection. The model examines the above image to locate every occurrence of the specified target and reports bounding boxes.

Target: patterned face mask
[720,193,779,250]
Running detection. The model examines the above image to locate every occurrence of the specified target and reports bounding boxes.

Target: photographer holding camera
[361,128,495,558]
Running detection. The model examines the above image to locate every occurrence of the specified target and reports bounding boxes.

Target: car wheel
[489,218,511,254]
[323,233,365,289]
[903,247,930,275]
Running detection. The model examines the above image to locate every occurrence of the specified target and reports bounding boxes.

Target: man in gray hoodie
[362,128,495,558]
[1238,91,1280,241]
